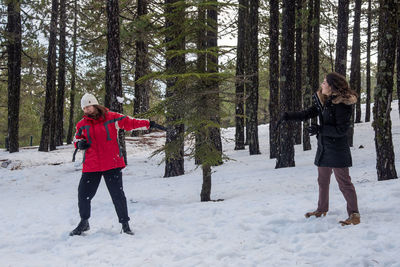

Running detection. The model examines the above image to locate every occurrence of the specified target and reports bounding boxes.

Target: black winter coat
[286,91,357,168]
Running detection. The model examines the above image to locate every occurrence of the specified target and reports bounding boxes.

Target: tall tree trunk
[200,164,211,201]
[269,0,280,158]
[303,0,313,151]
[6,0,22,153]
[293,0,303,145]
[365,0,372,122]
[164,0,185,177]
[234,0,247,150]
[312,0,319,93]
[67,0,78,144]
[397,11,400,118]
[276,0,295,168]
[351,0,362,124]
[56,0,67,146]
[348,0,361,148]
[247,0,260,155]
[372,0,398,181]
[105,0,126,164]
[334,0,349,76]
[39,0,58,152]
[133,0,150,122]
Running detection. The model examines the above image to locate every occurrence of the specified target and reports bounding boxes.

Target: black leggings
[78,168,130,223]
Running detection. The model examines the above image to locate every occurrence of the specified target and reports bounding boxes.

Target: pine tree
[234,0,247,151]
[372,0,398,181]
[276,0,295,168]
[105,0,127,163]
[56,0,66,146]
[269,0,280,158]
[365,0,372,122]
[6,0,22,153]
[247,0,260,155]
[334,0,349,76]
[39,0,58,152]
[66,0,78,145]
[293,0,303,145]
[164,0,185,177]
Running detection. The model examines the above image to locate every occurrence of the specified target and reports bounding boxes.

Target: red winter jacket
[74,110,150,172]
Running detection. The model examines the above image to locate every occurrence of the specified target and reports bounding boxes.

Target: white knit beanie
[81,93,99,110]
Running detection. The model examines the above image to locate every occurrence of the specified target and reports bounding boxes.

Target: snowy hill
[1,104,400,267]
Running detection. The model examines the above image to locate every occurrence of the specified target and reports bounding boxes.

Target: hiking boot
[70,219,90,236]
[305,210,327,218]
[121,222,134,235]
[339,213,360,226]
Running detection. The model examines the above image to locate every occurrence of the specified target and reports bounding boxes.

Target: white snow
[1,103,400,266]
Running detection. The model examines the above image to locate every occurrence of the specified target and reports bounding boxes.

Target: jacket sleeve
[320,103,351,137]
[73,122,85,149]
[114,113,150,131]
[286,105,319,121]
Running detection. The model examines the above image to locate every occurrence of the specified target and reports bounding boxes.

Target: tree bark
[39,0,58,152]
[372,0,398,181]
[269,0,280,158]
[7,0,22,153]
[397,10,400,119]
[365,0,372,122]
[334,0,349,76]
[56,0,67,146]
[293,0,303,145]
[164,0,185,177]
[247,0,260,155]
[276,0,295,168]
[105,0,127,164]
[234,0,247,151]
[67,0,78,144]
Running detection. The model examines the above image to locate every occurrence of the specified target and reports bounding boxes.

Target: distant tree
[6,0,22,153]
[269,0,280,158]
[311,0,319,94]
[39,0,58,152]
[372,0,398,181]
[397,11,400,118]
[234,0,247,151]
[67,0,78,145]
[105,0,127,163]
[334,0,349,76]
[56,0,67,146]
[276,0,295,168]
[247,0,260,155]
[365,0,372,122]
[164,0,185,177]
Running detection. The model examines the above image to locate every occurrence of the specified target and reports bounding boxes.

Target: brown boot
[305,210,327,218]
[339,213,360,226]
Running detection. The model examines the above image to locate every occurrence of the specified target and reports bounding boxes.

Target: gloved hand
[77,140,90,150]
[307,124,321,136]
[275,112,288,130]
[149,121,167,131]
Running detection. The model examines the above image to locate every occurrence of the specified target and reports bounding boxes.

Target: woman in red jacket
[70,93,154,236]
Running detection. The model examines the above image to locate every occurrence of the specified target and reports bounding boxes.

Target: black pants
[78,168,130,223]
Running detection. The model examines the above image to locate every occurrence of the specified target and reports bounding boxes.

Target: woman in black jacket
[279,72,360,225]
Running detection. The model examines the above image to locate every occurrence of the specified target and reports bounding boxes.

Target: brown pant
[317,167,359,216]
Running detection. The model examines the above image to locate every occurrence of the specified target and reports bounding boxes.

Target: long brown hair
[86,105,108,120]
[326,72,357,98]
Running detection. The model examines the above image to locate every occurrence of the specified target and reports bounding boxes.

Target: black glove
[307,124,321,136]
[77,140,90,150]
[149,121,167,131]
[275,112,289,130]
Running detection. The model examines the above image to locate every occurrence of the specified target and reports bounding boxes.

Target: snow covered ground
[1,103,400,267]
